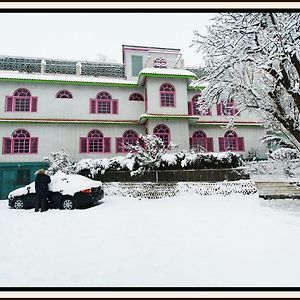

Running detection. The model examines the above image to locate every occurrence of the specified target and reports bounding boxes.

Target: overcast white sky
[0,13,216,67]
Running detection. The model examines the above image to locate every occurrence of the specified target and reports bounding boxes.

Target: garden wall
[93,167,249,182]
[103,180,257,199]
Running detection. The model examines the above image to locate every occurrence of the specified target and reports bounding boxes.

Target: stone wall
[94,167,249,183]
[103,180,257,199]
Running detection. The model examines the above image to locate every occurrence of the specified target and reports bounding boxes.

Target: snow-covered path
[1,194,300,287]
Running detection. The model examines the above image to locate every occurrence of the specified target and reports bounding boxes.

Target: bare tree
[192,13,300,150]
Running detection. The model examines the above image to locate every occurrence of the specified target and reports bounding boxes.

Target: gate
[0,162,48,200]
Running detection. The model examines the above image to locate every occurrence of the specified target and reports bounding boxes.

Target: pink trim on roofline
[123,47,150,52]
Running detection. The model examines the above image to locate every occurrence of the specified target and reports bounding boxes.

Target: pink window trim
[5,96,37,112]
[160,83,176,107]
[219,131,245,152]
[56,89,73,99]
[80,130,111,153]
[89,98,118,114]
[116,129,139,153]
[188,95,211,116]
[5,88,37,113]
[190,130,214,152]
[129,93,144,101]
[3,128,38,155]
[153,124,171,147]
[217,99,239,116]
[13,88,31,97]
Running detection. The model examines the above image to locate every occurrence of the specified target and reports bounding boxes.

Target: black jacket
[35,174,51,196]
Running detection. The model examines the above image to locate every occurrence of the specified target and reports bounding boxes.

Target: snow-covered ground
[1,192,300,287]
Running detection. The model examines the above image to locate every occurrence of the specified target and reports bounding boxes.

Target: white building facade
[0,45,267,166]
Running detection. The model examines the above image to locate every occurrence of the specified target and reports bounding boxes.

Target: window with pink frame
[219,130,245,152]
[160,83,175,107]
[129,93,144,101]
[80,129,111,153]
[153,124,170,148]
[188,94,211,116]
[217,99,239,116]
[2,129,38,154]
[190,130,214,152]
[116,129,139,153]
[56,90,73,99]
[89,91,118,114]
[5,88,38,112]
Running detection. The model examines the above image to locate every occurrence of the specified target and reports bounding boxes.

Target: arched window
[219,130,245,152]
[190,130,214,152]
[153,124,170,147]
[129,93,144,101]
[56,90,73,99]
[116,129,139,153]
[5,88,37,112]
[217,99,239,116]
[14,88,31,97]
[80,129,111,153]
[188,94,211,116]
[160,83,175,107]
[90,91,118,114]
[154,57,167,68]
[2,129,38,154]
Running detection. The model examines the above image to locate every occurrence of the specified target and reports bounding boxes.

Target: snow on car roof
[8,171,102,199]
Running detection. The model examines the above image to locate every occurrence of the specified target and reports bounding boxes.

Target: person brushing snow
[34,169,51,212]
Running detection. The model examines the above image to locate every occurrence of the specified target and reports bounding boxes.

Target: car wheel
[13,199,24,209]
[62,198,74,210]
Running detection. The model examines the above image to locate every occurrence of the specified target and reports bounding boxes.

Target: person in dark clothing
[34,169,51,212]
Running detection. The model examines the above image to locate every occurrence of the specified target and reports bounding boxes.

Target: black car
[8,171,104,210]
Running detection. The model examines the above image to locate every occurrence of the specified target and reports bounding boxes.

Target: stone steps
[255,181,300,199]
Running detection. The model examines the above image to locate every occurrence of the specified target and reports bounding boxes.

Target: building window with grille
[5,88,38,112]
[153,124,170,148]
[89,91,118,114]
[80,129,111,153]
[188,94,211,116]
[2,129,38,154]
[160,83,175,107]
[129,93,144,101]
[56,90,73,99]
[219,130,245,152]
[154,57,167,68]
[116,129,140,153]
[190,130,214,152]
[217,99,239,116]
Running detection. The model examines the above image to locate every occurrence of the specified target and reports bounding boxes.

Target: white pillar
[41,59,46,74]
[76,62,82,76]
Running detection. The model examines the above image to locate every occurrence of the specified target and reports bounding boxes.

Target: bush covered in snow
[44,137,244,178]
[268,147,299,161]
[44,151,75,175]
[75,150,243,178]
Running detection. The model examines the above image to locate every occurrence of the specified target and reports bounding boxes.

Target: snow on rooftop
[140,68,197,77]
[0,71,137,85]
[189,79,209,89]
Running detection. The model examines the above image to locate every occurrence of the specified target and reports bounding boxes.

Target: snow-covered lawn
[1,193,300,287]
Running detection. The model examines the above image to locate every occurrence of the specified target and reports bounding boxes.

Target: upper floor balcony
[144,50,184,70]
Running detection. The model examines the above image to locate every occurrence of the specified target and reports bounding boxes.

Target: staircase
[256,182,300,199]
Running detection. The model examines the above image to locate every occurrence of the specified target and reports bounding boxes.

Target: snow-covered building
[0,45,266,198]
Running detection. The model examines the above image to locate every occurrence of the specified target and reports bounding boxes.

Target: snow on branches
[192,13,300,149]
[44,151,76,175]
